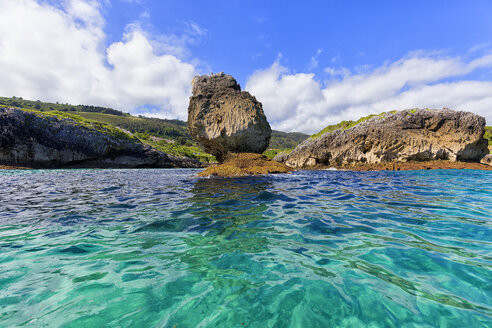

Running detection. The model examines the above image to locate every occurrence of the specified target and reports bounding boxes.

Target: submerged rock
[0,107,200,168]
[197,153,291,177]
[278,108,489,168]
[188,72,271,162]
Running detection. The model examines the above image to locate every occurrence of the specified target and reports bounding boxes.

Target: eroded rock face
[188,72,271,162]
[277,108,489,168]
[0,107,201,168]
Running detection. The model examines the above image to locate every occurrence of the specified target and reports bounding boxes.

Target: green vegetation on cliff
[75,112,190,140]
[310,111,397,140]
[263,148,293,159]
[134,133,215,163]
[20,109,137,142]
[263,131,307,159]
[485,127,492,146]
[485,127,492,153]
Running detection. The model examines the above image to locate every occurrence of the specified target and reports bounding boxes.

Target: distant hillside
[0,96,308,160]
[74,112,190,140]
[485,126,492,152]
[0,96,124,116]
[485,126,492,142]
[270,131,308,149]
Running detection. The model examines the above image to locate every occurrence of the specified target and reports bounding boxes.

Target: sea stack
[187,72,291,176]
[187,72,271,162]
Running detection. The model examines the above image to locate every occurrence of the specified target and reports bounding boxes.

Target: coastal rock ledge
[277,108,489,168]
[198,153,292,177]
[0,107,200,168]
[188,72,271,162]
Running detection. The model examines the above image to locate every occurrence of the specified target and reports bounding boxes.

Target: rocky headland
[276,108,491,170]
[0,107,200,168]
[188,73,291,176]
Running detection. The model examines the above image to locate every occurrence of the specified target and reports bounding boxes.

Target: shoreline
[0,164,31,170]
[1,160,491,171]
[315,160,492,171]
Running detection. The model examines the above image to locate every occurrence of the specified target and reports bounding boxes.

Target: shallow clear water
[0,169,491,327]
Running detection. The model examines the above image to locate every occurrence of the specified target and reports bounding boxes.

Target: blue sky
[103,0,492,84]
[1,0,492,133]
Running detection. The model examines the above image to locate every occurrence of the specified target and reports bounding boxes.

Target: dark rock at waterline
[0,107,201,168]
[277,108,489,168]
[188,72,271,162]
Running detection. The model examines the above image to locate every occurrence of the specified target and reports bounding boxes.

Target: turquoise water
[0,169,491,327]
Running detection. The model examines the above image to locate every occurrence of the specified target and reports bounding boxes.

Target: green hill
[0,96,124,115]
[74,112,190,140]
[485,126,492,143]
[0,96,307,161]
[485,126,492,152]
[269,131,308,149]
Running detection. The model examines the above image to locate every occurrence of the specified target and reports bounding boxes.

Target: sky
[1,0,492,133]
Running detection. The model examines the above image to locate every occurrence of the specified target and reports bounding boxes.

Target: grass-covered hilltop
[0,96,308,166]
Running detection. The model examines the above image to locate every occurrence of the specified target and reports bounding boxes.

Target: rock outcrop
[481,154,492,166]
[0,107,201,168]
[188,72,271,162]
[277,108,489,168]
[197,153,292,177]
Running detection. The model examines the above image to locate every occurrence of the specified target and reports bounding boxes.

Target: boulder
[278,108,489,168]
[188,72,271,162]
[0,107,201,168]
[481,154,492,166]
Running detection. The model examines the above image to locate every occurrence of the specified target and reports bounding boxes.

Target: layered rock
[0,107,200,168]
[277,108,489,168]
[188,72,271,162]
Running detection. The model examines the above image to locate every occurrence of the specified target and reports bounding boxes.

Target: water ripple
[0,168,491,327]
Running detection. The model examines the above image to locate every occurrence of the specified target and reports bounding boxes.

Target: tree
[177,136,187,145]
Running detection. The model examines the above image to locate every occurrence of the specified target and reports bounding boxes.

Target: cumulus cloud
[246,53,492,133]
[2,0,492,132]
[0,0,197,120]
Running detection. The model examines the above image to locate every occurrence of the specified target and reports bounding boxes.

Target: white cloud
[0,0,197,120]
[308,48,322,70]
[2,0,492,133]
[246,53,492,133]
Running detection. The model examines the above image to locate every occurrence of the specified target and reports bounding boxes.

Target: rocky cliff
[277,108,489,168]
[0,107,200,168]
[188,72,271,162]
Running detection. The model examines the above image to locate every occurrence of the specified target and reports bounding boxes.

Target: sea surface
[0,169,491,327]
